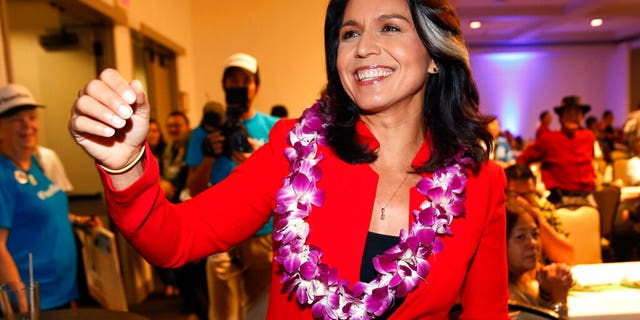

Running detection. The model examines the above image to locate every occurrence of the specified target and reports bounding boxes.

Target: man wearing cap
[186,53,279,194]
[517,95,597,208]
[0,84,80,311]
[184,53,279,319]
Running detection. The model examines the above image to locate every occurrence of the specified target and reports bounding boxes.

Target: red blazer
[101,118,509,319]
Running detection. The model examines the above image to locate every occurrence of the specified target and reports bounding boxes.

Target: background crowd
[2,0,640,318]
[4,59,640,320]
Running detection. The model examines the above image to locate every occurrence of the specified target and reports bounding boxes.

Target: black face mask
[224,87,249,120]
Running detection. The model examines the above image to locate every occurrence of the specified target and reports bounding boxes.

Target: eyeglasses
[506,190,538,199]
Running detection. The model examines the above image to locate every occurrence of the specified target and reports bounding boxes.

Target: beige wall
[0,0,7,85]
[6,1,104,194]
[120,0,195,114]
[2,0,198,195]
[0,0,330,194]
[190,0,329,120]
[111,0,330,121]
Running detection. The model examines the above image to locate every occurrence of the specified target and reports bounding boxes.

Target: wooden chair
[556,206,602,264]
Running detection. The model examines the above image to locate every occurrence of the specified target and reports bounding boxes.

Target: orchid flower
[273,99,469,319]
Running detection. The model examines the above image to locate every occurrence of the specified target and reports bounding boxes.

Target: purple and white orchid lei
[274,100,470,319]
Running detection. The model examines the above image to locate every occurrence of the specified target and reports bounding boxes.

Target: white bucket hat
[0,84,42,117]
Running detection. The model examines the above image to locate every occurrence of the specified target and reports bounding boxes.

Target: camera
[201,87,253,157]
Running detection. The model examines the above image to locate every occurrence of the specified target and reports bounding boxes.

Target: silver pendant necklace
[376,173,411,220]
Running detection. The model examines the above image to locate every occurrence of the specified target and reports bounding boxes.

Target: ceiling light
[590,18,603,27]
[470,21,482,29]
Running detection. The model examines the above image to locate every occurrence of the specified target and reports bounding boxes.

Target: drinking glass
[0,282,39,320]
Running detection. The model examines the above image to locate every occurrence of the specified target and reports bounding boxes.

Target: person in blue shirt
[488,117,515,166]
[184,53,279,319]
[0,84,83,311]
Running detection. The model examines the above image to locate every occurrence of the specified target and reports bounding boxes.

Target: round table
[42,308,149,320]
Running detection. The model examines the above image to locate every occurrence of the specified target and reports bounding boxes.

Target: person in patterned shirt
[505,164,575,265]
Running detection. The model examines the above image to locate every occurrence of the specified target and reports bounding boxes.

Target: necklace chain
[274,100,469,319]
[376,173,411,220]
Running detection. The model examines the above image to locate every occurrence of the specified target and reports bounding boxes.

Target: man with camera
[184,53,279,320]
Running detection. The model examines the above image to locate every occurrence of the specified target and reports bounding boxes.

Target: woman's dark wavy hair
[323,0,493,174]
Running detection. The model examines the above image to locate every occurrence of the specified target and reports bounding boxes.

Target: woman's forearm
[0,245,23,287]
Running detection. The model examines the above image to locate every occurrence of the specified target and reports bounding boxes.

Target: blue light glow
[484,52,535,63]
[471,51,546,139]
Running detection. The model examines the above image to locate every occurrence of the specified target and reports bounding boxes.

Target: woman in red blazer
[68,0,509,318]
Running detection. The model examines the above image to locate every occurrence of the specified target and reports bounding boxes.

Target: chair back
[593,186,621,240]
[556,206,602,264]
[508,300,560,320]
[449,301,561,320]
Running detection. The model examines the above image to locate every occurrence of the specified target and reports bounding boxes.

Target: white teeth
[356,68,393,81]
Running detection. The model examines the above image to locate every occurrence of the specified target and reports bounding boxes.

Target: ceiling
[451,0,640,47]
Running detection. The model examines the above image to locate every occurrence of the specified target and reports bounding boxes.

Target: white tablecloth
[569,262,640,319]
[620,186,640,201]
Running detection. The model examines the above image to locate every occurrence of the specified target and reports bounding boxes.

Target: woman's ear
[427,60,439,74]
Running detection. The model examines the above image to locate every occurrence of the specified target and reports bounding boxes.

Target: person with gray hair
[68,0,509,318]
[0,84,97,312]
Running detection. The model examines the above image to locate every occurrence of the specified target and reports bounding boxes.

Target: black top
[360,231,406,319]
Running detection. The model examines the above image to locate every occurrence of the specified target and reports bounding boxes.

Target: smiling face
[166,114,189,143]
[0,108,39,156]
[507,213,541,278]
[336,0,436,114]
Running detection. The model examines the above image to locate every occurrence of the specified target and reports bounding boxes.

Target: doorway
[4,0,114,196]
[132,30,179,132]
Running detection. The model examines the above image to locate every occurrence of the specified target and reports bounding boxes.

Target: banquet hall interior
[1,0,640,319]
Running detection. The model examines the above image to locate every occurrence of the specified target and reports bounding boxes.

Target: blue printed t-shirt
[0,155,78,310]
[495,136,514,163]
[186,111,279,236]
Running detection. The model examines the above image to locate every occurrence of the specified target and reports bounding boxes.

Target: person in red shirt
[517,96,597,208]
[535,110,552,139]
[67,0,510,318]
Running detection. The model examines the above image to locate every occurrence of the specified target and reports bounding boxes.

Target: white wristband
[98,146,146,174]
